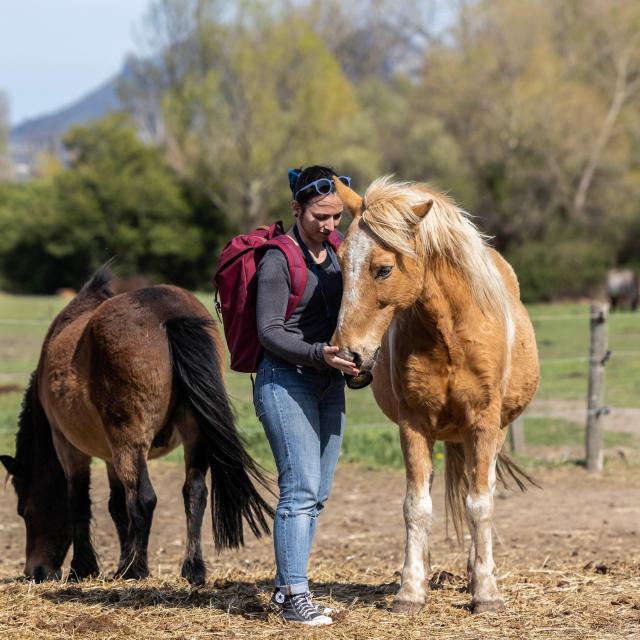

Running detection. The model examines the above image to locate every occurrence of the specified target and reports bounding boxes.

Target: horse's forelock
[361,177,428,257]
[359,176,513,328]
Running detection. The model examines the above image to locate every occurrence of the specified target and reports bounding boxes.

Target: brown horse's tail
[164,317,274,550]
[444,442,540,543]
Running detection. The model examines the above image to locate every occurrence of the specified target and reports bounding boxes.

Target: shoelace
[290,593,321,618]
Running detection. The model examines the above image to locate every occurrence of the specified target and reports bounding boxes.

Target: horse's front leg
[392,419,434,614]
[177,409,208,586]
[50,428,100,580]
[463,424,505,613]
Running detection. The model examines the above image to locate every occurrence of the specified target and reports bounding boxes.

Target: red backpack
[212,221,342,373]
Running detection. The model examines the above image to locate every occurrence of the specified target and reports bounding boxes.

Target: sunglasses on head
[295,176,351,201]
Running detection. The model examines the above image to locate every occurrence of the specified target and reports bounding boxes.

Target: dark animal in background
[0,267,273,584]
[606,268,639,312]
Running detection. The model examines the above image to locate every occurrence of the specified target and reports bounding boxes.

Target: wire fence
[1,309,639,448]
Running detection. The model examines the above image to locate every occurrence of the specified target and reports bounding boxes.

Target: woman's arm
[256,249,327,368]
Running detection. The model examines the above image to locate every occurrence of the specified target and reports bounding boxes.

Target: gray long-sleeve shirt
[256,240,342,369]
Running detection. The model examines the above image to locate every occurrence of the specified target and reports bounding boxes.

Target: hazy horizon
[1,0,150,126]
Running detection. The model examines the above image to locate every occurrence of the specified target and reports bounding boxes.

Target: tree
[0,115,218,292]
[123,0,378,230]
[551,1,640,220]
[54,114,204,278]
[410,0,640,257]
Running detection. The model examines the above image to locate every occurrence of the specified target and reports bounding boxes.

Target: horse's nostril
[352,352,363,368]
[338,348,356,364]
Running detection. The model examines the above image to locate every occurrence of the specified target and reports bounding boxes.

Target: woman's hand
[322,345,360,376]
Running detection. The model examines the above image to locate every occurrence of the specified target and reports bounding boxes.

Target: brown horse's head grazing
[1,376,72,581]
[331,176,433,371]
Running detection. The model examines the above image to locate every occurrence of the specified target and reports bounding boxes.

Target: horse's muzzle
[339,348,379,390]
[27,564,62,583]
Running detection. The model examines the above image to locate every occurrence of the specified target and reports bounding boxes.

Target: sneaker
[281,592,333,626]
[271,588,333,616]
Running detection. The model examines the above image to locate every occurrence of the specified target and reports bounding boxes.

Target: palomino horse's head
[1,383,72,581]
[331,176,433,373]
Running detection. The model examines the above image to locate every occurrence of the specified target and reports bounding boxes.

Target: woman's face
[295,193,344,244]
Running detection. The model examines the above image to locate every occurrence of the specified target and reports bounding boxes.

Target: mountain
[9,64,130,176]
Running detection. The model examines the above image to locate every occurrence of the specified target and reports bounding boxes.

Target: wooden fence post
[586,302,610,473]
[509,415,525,455]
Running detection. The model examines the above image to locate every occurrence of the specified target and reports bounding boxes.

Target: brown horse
[1,267,273,584]
[332,177,539,614]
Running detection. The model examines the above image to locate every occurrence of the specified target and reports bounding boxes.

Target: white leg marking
[466,456,502,605]
[397,480,432,603]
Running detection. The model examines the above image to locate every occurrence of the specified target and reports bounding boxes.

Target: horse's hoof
[69,567,99,582]
[70,557,100,581]
[181,558,206,587]
[472,599,505,614]
[392,600,424,614]
[115,565,149,581]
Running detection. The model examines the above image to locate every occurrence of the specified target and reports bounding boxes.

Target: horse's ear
[412,200,433,220]
[333,176,363,218]
[0,454,18,477]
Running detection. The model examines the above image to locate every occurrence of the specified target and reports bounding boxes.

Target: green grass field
[1,295,638,467]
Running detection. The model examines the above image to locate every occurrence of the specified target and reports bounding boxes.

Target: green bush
[507,236,613,302]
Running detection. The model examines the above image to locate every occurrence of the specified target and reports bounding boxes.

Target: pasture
[1,293,639,638]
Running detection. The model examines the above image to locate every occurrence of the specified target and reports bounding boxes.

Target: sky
[0,0,151,126]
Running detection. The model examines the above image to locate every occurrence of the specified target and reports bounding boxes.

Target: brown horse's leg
[50,427,100,580]
[106,463,129,568]
[392,418,434,614]
[177,409,208,586]
[462,424,505,614]
[111,447,157,580]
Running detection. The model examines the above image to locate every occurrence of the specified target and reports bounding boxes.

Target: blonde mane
[361,176,512,326]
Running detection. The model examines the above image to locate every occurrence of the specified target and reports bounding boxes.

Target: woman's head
[288,166,348,241]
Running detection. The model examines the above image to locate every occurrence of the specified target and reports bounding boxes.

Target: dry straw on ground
[1,464,639,639]
[1,561,639,640]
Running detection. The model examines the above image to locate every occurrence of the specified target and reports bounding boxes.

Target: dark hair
[288,165,339,207]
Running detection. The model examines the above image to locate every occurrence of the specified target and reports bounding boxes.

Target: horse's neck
[414,258,475,352]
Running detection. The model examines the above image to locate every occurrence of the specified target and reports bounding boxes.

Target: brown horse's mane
[46,265,114,345]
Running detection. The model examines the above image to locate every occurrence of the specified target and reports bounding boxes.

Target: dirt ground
[1,463,639,639]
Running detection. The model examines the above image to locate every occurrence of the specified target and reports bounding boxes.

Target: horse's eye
[375,266,393,280]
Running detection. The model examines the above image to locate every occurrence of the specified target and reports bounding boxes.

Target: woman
[254,165,359,626]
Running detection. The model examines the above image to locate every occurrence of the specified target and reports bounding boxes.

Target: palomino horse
[1,267,273,583]
[332,177,539,614]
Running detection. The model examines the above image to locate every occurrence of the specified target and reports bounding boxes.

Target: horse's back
[41,284,221,461]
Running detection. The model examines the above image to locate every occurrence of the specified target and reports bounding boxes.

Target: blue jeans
[254,353,345,595]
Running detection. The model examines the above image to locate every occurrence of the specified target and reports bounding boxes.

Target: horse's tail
[444,442,468,544]
[164,317,274,550]
[444,442,540,544]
